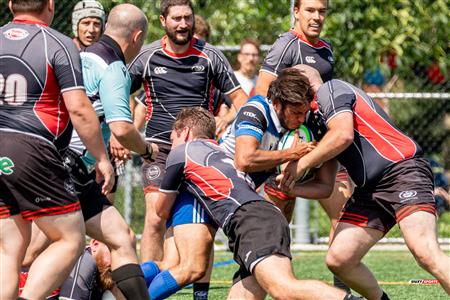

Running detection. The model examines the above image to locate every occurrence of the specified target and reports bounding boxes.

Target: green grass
[168,250,449,299]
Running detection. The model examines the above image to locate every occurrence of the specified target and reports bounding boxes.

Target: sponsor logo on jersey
[146,165,161,180]
[243,111,257,119]
[244,250,252,263]
[328,56,334,63]
[305,56,316,64]
[3,28,29,40]
[64,179,76,195]
[35,196,52,203]
[0,157,15,176]
[191,65,205,73]
[154,67,168,75]
[399,190,418,201]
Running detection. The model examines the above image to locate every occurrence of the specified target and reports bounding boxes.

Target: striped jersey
[220,95,286,188]
[69,35,133,170]
[310,79,422,187]
[261,28,333,82]
[0,19,84,151]
[128,36,241,144]
[160,139,263,231]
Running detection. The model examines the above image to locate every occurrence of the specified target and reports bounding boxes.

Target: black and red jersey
[261,28,334,82]
[0,19,84,150]
[160,139,263,232]
[128,37,241,144]
[308,79,422,187]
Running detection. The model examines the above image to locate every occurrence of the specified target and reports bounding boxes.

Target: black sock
[381,291,390,300]
[334,275,351,293]
[111,263,149,300]
[193,282,210,300]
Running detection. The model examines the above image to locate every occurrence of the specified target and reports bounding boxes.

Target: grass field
[168,250,449,300]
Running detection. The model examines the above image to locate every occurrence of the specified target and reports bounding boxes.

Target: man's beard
[165,27,193,45]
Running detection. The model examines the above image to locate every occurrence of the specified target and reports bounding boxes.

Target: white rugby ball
[277,125,314,182]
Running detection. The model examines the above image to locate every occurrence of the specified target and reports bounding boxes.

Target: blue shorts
[166,191,216,228]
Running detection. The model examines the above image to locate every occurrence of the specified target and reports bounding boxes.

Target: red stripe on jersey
[208,83,214,113]
[185,159,233,201]
[161,37,208,59]
[21,202,80,220]
[34,64,70,138]
[143,81,153,122]
[353,93,417,163]
[289,28,332,50]
[13,18,48,26]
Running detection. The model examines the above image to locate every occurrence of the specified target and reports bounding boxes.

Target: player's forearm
[108,122,147,155]
[235,148,297,173]
[291,181,334,199]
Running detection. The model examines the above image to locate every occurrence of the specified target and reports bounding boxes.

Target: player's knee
[410,244,438,271]
[265,284,290,300]
[128,227,137,249]
[326,250,352,274]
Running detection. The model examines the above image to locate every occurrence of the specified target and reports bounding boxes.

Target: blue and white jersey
[69,35,133,170]
[220,95,286,188]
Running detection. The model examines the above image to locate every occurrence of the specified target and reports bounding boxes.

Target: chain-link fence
[2,1,449,246]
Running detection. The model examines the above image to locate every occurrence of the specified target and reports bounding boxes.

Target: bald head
[105,3,148,40]
[292,64,323,92]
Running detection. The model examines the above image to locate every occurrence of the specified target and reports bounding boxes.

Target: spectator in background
[362,68,389,112]
[194,14,210,41]
[428,157,450,215]
[234,38,260,97]
[71,0,105,50]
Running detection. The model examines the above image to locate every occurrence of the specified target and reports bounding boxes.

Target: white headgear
[72,0,106,37]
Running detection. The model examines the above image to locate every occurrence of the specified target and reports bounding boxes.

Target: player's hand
[214,116,228,138]
[110,134,131,161]
[95,158,115,195]
[290,141,316,161]
[141,142,159,163]
[279,159,307,191]
[275,173,296,194]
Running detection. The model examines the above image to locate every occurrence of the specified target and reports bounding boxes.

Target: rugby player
[254,1,352,290]
[1,0,113,298]
[279,65,450,298]
[128,0,248,264]
[153,107,358,300]
[71,0,105,50]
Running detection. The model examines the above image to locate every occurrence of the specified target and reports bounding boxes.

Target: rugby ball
[277,125,314,182]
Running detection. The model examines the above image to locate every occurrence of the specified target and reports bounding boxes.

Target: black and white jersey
[160,139,263,232]
[0,19,84,150]
[128,37,241,144]
[261,28,333,82]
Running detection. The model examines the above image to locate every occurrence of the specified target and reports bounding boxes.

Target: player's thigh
[318,181,350,221]
[0,215,31,257]
[253,254,295,289]
[22,223,51,267]
[327,222,383,266]
[174,223,216,267]
[34,210,85,243]
[399,210,440,255]
[85,206,133,248]
[161,227,179,270]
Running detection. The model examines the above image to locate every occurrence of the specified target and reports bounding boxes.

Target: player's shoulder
[134,40,162,60]
[271,31,299,47]
[42,26,78,51]
[193,39,226,59]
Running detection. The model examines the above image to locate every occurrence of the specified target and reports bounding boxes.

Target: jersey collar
[161,36,198,57]
[289,28,326,48]
[100,35,126,64]
[12,18,48,26]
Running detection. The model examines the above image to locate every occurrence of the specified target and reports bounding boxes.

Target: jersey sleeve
[317,80,355,124]
[99,62,133,124]
[160,144,186,193]
[210,47,241,94]
[52,36,84,92]
[128,52,146,94]
[234,102,267,142]
[260,34,295,76]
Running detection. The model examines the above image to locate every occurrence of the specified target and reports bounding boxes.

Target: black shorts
[340,157,436,233]
[142,142,171,194]
[62,149,111,221]
[226,200,292,284]
[0,132,80,220]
